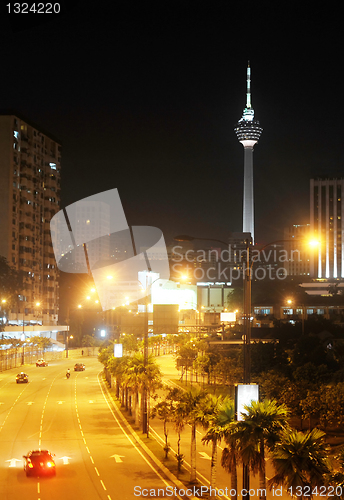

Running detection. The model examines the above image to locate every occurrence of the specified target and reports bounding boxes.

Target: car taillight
[28,463,34,468]
[46,462,54,468]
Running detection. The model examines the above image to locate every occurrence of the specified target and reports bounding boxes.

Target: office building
[310,177,344,278]
[0,112,61,325]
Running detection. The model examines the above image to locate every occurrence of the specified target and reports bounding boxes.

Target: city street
[0,356,182,500]
[0,353,333,500]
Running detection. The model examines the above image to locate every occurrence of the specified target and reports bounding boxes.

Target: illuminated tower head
[235,61,263,146]
[234,62,263,243]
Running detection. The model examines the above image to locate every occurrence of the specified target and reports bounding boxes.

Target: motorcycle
[66,372,70,379]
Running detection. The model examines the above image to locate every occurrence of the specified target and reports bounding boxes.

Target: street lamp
[65,334,73,358]
[35,302,42,326]
[139,270,161,438]
[0,299,6,326]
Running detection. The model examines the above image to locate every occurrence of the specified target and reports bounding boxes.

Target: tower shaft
[243,147,254,241]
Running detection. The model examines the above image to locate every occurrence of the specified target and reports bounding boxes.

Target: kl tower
[234,62,263,244]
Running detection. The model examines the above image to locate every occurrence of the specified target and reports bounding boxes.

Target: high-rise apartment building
[310,177,344,278]
[0,112,61,325]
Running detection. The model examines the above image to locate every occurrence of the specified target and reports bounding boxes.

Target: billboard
[114,344,123,358]
[235,384,259,421]
[220,312,236,322]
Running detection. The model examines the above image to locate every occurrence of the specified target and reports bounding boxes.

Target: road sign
[110,454,124,463]
[199,452,211,460]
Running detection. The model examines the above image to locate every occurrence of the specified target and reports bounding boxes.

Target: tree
[82,334,101,354]
[268,428,331,496]
[170,388,188,472]
[239,400,289,500]
[177,344,198,383]
[201,396,234,492]
[0,256,23,330]
[220,402,240,500]
[122,333,139,355]
[326,446,344,500]
[30,336,52,356]
[178,387,208,483]
[123,353,162,428]
[151,387,182,459]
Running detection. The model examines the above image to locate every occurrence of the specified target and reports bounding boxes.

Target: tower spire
[246,61,251,109]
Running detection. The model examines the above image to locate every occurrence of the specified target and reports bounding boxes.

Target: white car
[36,359,48,367]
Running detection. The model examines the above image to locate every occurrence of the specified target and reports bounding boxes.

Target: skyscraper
[310,177,344,278]
[0,112,61,325]
[234,63,263,244]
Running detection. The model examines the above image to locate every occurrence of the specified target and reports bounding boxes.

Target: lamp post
[0,299,6,327]
[142,285,149,437]
[139,269,160,438]
[35,302,42,326]
[66,304,82,358]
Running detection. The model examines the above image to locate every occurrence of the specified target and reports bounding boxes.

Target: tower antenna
[246,61,251,109]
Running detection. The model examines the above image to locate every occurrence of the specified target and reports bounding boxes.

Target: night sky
[1,1,343,247]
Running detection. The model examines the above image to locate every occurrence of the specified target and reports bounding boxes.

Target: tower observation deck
[234,62,262,243]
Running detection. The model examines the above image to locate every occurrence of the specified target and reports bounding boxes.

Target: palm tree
[122,354,143,421]
[169,388,188,473]
[122,353,162,427]
[107,354,129,400]
[219,400,240,500]
[268,428,331,497]
[178,387,208,483]
[201,396,234,492]
[239,399,289,500]
[151,387,183,459]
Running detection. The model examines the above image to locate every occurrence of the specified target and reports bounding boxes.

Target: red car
[23,450,56,477]
[74,363,85,371]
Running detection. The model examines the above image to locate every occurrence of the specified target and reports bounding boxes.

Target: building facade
[310,177,344,278]
[0,112,61,325]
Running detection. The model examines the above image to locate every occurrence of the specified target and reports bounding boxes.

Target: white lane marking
[97,374,183,500]
[6,458,21,467]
